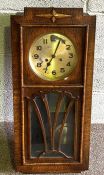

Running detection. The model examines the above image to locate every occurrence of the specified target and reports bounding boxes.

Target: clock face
[29,33,78,81]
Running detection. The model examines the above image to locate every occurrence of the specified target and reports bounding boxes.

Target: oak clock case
[11,8,96,173]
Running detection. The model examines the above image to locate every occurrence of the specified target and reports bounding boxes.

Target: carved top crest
[35,9,72,23]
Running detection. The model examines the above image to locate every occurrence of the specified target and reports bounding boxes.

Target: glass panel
[46,92,59,126]
[30,92,75,158]
[54,96,75,157]
[30,100,44,157]
[60,103,75,156]
[34,96,51,148]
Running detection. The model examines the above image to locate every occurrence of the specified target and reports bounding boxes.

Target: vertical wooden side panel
[74,98,80,161]
[82,18,96,169]
[23,97,31,163]
[11,17,22,167]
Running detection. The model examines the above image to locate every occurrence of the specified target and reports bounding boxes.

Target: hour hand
[47,62,51,67]
[45,62,51,73]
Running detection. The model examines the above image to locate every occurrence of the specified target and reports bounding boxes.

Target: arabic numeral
[37,46,42,50]
[43,38,47,44]
[52,70,56,75]
[33,54,39,59]
[69,53,73,58]
[37,63,42,67]
[60,68,65,73]
[67,62,70,66]
[66,45,71,50]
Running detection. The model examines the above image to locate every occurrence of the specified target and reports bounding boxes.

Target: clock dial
[29,33,78,81]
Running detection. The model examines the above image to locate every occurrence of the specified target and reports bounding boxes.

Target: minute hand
[52,39,61,57]
[45,39,61,73]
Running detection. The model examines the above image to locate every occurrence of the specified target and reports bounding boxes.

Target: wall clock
[11,8,96,173]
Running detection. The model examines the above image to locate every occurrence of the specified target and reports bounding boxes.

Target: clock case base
[11,7,96,173]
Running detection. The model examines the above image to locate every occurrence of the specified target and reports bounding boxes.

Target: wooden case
[11,8,96,173]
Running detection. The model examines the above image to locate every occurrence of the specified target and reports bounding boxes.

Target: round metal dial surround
[29,33,78,81]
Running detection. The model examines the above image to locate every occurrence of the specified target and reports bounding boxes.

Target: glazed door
[23,88,82,164]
